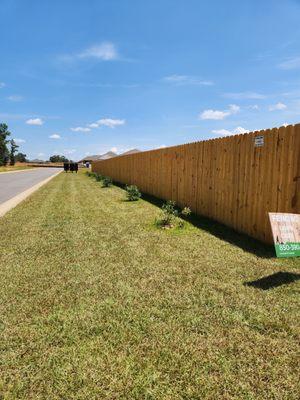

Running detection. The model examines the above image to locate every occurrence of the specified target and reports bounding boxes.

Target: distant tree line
[49,155,69,163]
[0,123,27,166]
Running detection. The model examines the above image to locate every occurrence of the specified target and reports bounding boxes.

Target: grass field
[0,171,299,399]
[0,165,33,173]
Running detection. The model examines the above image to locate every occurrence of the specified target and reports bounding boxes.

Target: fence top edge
[92,123,299,165]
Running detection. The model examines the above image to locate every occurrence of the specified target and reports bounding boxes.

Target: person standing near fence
[69,162,75,173]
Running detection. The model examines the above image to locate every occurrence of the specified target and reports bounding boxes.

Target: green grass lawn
[0,165,33,173]
[0,171,299,399]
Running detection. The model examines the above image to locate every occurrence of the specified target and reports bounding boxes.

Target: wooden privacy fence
[92,124,300,244]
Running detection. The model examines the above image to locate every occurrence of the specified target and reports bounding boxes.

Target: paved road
[0,168,62,204]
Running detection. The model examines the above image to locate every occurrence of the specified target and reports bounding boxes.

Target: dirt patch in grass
[0,171,299,399]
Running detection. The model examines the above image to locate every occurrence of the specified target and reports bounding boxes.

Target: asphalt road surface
[0,168,62,204]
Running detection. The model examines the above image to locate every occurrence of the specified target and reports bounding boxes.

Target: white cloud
[0,82,5,88]
[97,118,125,128]
[201,110,229,120]
[223,91,266,99]
[7,95,23,102]
[49,134,61,139]
[110,147,118,153]
[278,57,300,70]
[14,138,26,144]
[78,42,118,61]
[87,123,99,128]
[164,74,214,86]
[70,126,91,132]
[212,126,249,136]
[269,102,287,111]
[37,152,45,157]
[248,104,259,110]
[26,118,44,125]
[199,104,240,120]
[64,149,76,155]
[228,104,240,113]
[96,118,125,128]
[212,129,232,136]
[234,126,249,134]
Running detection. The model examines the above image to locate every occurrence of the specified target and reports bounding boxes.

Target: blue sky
[1,0,300,160]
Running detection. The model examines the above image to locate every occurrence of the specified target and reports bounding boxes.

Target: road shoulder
[0,170,62,217]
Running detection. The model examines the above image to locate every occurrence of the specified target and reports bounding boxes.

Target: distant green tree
[0,123,11,166]
[15,152,27,163]
[9,139,19,165]
[49,155,69,163]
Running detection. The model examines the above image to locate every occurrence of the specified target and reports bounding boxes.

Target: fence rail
[92,124,300,244]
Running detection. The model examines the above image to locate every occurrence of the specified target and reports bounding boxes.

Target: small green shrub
[156,201,191,229]
[86,171,96,178]
[181,207,191,217]
[177,206,192,228]
[155,200,178,228]
[102,176,113,187]
[125,185,141,201]
[95,173,103,182]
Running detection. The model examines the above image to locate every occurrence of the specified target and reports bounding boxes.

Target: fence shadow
[244,271,300,290]
[139,192,275,259]
[113,182,275,258]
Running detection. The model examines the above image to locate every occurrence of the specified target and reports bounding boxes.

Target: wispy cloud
[96,118,125,128]
[0,82,6,88]
[49,134,61,139]
[199,104,240,120]
[78,42,118,60]
[26,118,44,125]
[64,149,76,155]
[212,126,249,136]
[70,127,91,132]
[269,102,287,111]
[60,41,119,63]
[7,95,23,102]
[278,57,300,70]
[87,118,126,129]
[14,138,26,144]
[223,91,266,99]
[72,118,125,132]
[163,74,214,86]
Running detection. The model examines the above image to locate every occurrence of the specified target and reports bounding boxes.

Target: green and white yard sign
[269,213,300,258]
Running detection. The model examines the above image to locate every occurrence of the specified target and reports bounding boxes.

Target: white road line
[0,170,62,217]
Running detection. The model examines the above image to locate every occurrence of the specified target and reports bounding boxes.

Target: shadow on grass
[142,193,275,259]
[112,182,275,259]
[244,272,300,290]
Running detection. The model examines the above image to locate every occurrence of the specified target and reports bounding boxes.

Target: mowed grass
[0,171,299,400]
